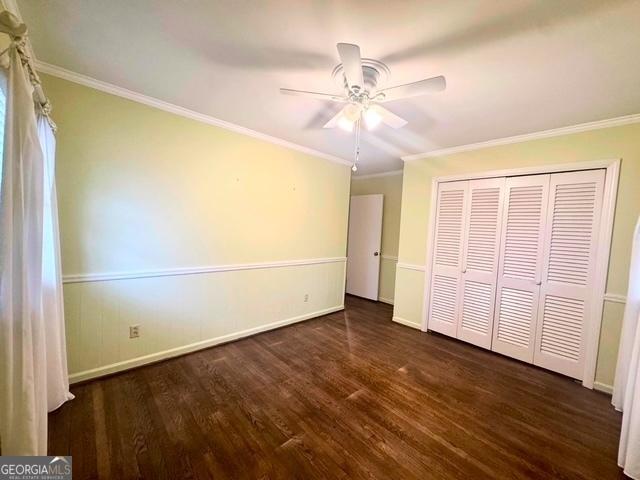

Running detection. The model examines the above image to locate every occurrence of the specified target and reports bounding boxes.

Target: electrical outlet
[129,325,140,338]
[304,294,309,302]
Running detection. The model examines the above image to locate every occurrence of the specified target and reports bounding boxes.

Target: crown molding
[402,114,640,162]
[35,61,352,167]
[352,169,403,180]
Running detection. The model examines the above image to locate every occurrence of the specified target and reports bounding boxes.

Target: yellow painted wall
[394,122,640,387]
[350,173,403,303]
[42,73,351,381]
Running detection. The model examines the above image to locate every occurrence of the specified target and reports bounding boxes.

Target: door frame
[421,158,621,389]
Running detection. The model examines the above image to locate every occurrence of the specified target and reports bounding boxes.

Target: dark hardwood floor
[49,295,624,479]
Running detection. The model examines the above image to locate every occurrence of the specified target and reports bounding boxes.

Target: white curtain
[0,44,73,455]
[613,216,640,478]
[38,114,74,413]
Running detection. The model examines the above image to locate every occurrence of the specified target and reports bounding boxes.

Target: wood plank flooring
[49,295,624,479]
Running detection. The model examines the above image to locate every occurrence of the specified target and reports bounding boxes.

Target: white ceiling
[19,0,640,175]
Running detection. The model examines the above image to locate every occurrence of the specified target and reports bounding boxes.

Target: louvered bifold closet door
[492,175,550,362]
[428,180,468,337]
[533,169,605,379]
[457,178,505,349]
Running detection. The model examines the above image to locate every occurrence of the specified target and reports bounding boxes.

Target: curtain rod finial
[0,10,27,37]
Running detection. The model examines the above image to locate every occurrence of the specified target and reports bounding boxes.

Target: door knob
[373,252,379,256]
[536,281,542,285]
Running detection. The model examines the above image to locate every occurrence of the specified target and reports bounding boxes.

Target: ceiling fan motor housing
[332,58,390,96]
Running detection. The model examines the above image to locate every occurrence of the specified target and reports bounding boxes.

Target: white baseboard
[378,296,394,305]
[392,316,421,330]
[593,381,613,394]
[68,304,344,383]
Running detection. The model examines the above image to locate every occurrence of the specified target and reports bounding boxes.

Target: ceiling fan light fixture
[337,115,355,132]
[343,103,362,122]
[364,107,382,130]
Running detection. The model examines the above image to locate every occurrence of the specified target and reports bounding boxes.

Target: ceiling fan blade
[378,75,446,102]
[369,104,407,129]
[323,106,348,129]
[280,88,346,102]
[337,43,364,92]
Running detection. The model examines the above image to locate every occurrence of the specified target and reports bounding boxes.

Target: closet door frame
[421,159,620,389]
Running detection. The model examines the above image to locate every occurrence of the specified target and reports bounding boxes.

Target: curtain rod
[0,9,56,131]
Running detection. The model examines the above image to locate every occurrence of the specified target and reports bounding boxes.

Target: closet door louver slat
[457,177,505,348]
[428,180,468,337]
[533,170,605,379]
[492,175,550,362]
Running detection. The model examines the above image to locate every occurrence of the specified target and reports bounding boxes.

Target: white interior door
[346,194,383,300]
[533,169,605,379]
[492,174,550,362]
[457,177,505,349]
[428,180,468,337]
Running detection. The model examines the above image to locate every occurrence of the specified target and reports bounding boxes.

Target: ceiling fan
[280,43,446,171]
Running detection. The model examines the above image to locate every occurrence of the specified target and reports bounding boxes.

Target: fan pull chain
[352,117,361,172]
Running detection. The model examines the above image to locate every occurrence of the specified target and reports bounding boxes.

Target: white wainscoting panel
[379,254,398,305]
[64,259,346,382]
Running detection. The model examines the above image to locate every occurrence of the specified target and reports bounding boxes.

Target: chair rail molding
[62,257,347,283]
[604,293,626,304]
[396,262,426,272]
